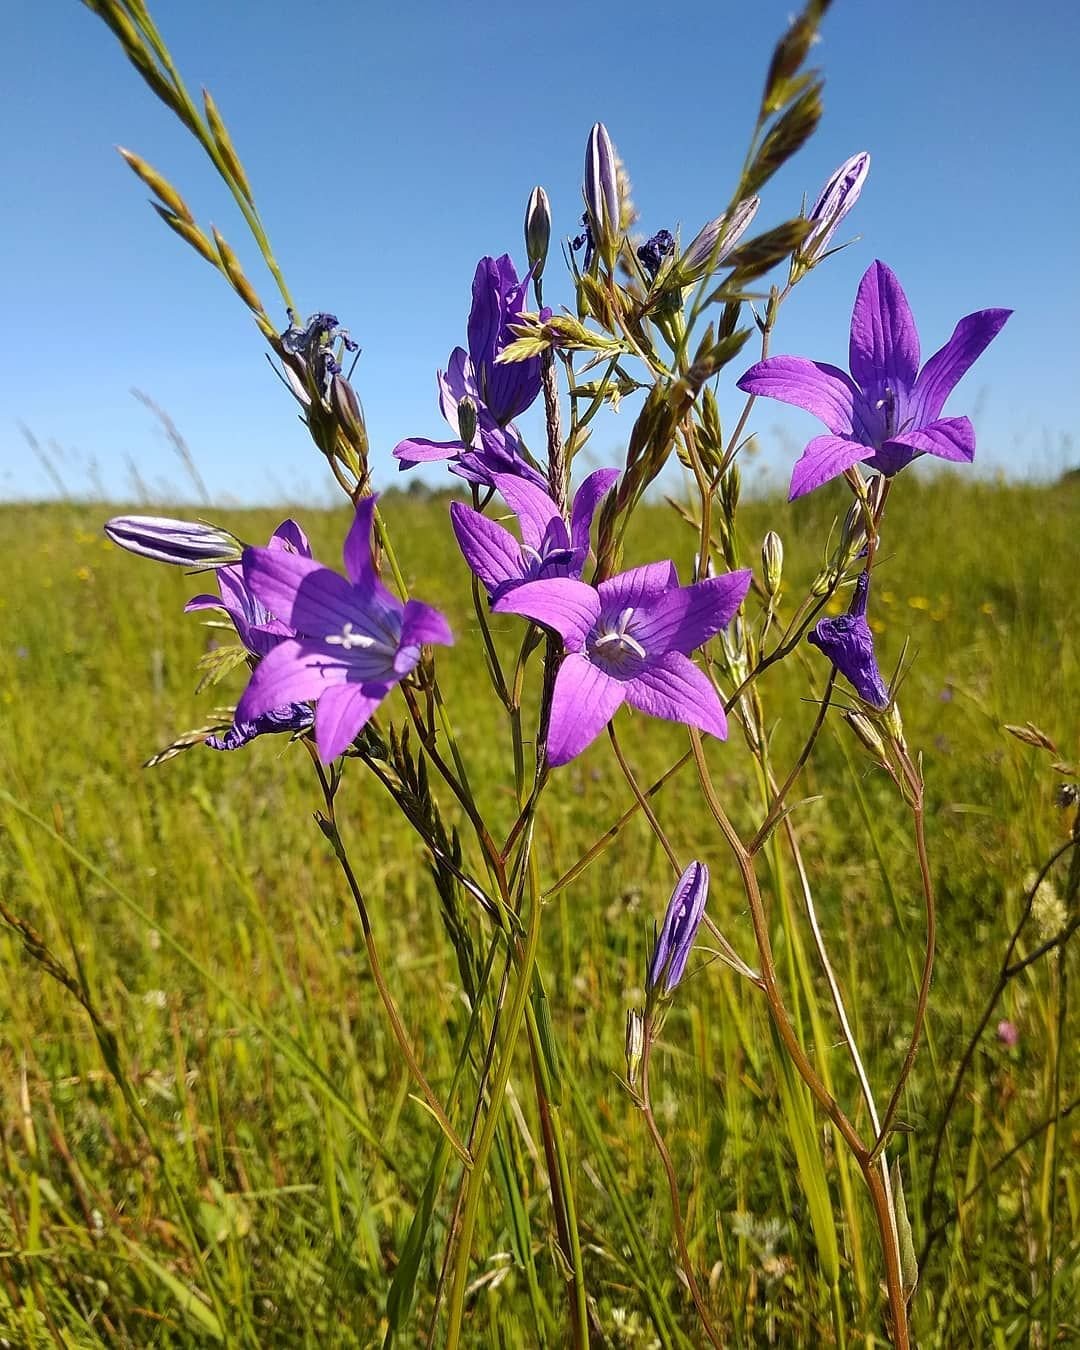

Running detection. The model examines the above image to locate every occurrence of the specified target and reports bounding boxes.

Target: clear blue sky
[3,0,1078,503]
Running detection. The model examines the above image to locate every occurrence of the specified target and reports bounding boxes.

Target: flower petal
[885,416,975,464]
[491,472,560,550]
[736,356,859,435]
[597,561,679,611]
[268,519,312,557]
[788,434,874,500]
[624,652,728,738]
[630,570,752,657]
[342,497,378,588]
[848,261,920,398]
[236,639,349,722]
[393,437,465,466]
[493,578,601,651]
[450,501,525,595]
[314,684,389,761]
[910,308,1011,423]
[570,468,620,555]
[243,548,355,638]
[400,599,454,649]
[546,653,626,766]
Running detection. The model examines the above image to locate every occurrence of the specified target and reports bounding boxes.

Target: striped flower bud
[104,516,242,567]
[524,186,552,281]
[624,1009,644,1090]
[762,531,784,597]
[799,152,870,264]
[647,861,709,997]
[676,196,761,284]
[583,122,620,267]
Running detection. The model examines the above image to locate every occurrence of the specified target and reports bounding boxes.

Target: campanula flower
[104,515,242,568]
[393,255,548,488]
[647,861,710,996]
[281,311,358,399]
[524,186,552,281]
[808,571,889,707]
[676,196,761,284]
[234,497,453,762]
[451,468,619,603]
[186,519,314,748]
[737,260,1011,499]
[493,561,751,765]
[583,122,620,267]
[637,229,674,280]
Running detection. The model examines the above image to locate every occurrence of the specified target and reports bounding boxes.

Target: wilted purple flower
[996,1019,1019,1048]
[281,311,358,399]
[808,572,889,707]
[737,260,1012,499]
[235,497,453,762]
[393,256,549,489]
[493,561,751,765]
[451,469,619,602]
[186,519,314,748]
[798,152,870,263]
[637,229,674,279]
[676,196,761,284]
[583,122,620,266]
[206,704,314,752]
[647,861,709,996]
[104,515,242,568]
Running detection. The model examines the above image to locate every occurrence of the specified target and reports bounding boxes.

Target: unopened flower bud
[799,152,870,264]
[844,710,886,760]
[676,196,760,284]
[647,862,709,997]
[524,186,552,281]
[762,531,783,596]
[625,1009,644,1089]
[330,373,367,456]
[583,122,620,267]
[840,497,868,558]
[457,397,477,448]
[104,515,242,568]
[883,701,905,747]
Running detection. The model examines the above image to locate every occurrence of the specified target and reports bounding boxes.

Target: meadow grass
[1,474,1077,1347]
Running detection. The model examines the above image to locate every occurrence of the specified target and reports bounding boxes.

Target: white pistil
[326,621,376,651]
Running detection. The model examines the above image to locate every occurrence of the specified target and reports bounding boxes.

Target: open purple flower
[808,571,889,708]
[393,255,549,488]
[186,519,314,749]
[234,497,453,762]
[647,861,709,996]
[493,561,751,765]
[737,260,1011,499]
[451,468,618,603]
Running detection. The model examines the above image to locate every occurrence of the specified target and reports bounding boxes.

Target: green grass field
[2,474,1077,1346]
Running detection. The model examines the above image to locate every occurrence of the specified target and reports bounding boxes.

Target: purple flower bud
[104,515,242,568]
[524,186,552,281]
[583,122,620,266]
[800,151,870,263]
[808,571,889,708]
[677,196,761,284]
[647,861,709,996]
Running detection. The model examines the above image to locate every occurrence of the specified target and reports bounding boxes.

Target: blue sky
[3,0,1078,503]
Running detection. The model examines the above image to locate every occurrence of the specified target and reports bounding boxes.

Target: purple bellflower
[186,519,315,749]
[808,571,889,708]
[493,561,751,765]
[647,861,710,996]
[393,256,549,489]
[104,515,242,568]
[637,229,674,280]
[234,497,453,762]
[451,468,619,603]
[737,260,1011,499]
